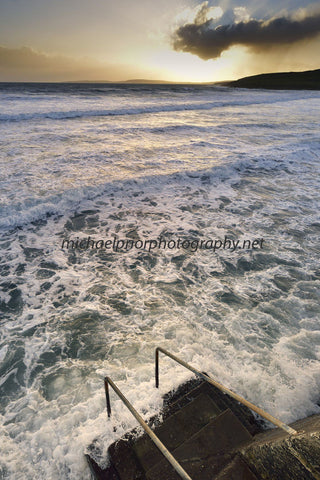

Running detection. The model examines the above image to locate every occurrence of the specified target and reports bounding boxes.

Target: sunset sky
[0,0,319,82]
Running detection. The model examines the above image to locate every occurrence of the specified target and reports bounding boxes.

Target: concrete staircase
[144,408,254,480]
[87,378,261,479]
[86,378,320,480]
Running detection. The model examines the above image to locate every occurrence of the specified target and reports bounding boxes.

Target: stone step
[146,408,253,480]
[108,437,144,480]
[162,383,212,420]
[133,393,220,471]
[215,454,259,480]
[197,381,265,436]
[165,378,264,436]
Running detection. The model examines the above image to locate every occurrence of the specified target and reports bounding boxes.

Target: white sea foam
[0,84,320,479]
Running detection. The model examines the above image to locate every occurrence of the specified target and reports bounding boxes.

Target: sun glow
[145,46,249,83]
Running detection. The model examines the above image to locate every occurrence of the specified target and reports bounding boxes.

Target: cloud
[172,3,320,60]
[0,46,151,81]
[0,46,78,74]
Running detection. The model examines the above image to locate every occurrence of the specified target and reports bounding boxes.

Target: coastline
[228,68,320,90]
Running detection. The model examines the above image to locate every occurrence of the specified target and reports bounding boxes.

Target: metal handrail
[155,347,298,436]
[104,376,193,480]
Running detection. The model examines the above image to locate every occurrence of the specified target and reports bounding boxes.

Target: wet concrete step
[107,437,145,480]
[162,381,215,418]
[146,408,253,480]
[215,454,259,480]
[164,377,264,436]
[133,393,221,472]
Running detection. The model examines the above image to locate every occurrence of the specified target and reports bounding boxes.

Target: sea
[0,82,319,479]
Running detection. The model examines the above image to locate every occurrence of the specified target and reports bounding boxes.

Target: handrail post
[105,377,112,418]
[155,347,159,388]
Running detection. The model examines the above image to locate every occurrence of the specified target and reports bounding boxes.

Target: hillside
[229,69,320,90]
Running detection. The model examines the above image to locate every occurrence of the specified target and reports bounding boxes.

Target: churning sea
[0,82,319,479]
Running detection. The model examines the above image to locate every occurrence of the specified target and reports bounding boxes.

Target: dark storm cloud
[172,5,320,59]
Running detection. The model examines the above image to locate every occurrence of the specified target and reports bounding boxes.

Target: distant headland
[227,68,320,90]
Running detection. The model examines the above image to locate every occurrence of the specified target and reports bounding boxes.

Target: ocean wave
[1,93,317,123]
[1,146,318,232]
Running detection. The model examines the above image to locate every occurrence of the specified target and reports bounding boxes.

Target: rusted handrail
[104,376,193,480]
[155,347,297,435]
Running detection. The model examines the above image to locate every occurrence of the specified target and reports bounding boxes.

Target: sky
[0,0,319,82]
